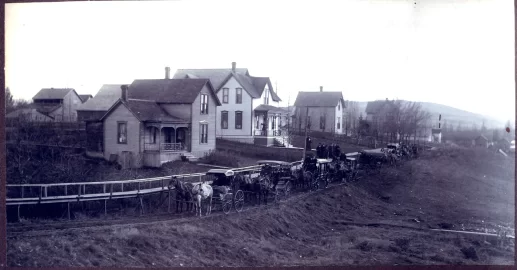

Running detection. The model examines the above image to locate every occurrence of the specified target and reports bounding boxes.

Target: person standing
[306,136,312,151]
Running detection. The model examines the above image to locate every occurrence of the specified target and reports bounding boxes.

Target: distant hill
[352,101,505,129]
[284,100,506,129]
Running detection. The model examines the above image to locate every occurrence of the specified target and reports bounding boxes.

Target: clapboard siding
[103,103,141,164]
[191,84,217,157]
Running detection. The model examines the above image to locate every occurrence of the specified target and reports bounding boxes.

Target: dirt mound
[7,147,515,267]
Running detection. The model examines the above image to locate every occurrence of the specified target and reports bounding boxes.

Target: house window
[222,88,229,104]
[117,122,127,144]
[320,115,326,130]
[221,111,228,129]
[150,127,157,143]
[255,115,260,129]
[235,111,243,129]
[200,94,208,114]
[338,103,341,111]
[264,89,269,105]
[236,88,242,104]
[272,116,276,130]
[200,123,208,144]
[337,117,341,129]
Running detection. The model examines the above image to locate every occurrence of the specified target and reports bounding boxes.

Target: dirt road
[7,147,515,267]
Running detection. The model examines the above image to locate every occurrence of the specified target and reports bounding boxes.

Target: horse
[295,169,313,190]
[255,174,272,205]
[191,182,213,217]
[168,177,194,213]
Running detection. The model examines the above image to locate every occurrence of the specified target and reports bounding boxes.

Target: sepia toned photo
[4,0,515,267]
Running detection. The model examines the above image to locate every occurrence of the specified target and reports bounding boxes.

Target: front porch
[253,105,288,147]
[142,123,192,167]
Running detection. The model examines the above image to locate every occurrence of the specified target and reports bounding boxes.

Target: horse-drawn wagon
[205,169,245,214]
[256,160,294,202]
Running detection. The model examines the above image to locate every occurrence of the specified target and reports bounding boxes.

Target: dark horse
[238,171,272,206]
[168,176,194,213]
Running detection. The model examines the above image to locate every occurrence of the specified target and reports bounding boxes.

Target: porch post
[173,125,177,145]
[159,126,162,151]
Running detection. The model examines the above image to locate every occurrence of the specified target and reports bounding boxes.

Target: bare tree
[345,101,360,136]
[5,87,15,114]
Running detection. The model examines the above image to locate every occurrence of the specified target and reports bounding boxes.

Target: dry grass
[7,146,515,267]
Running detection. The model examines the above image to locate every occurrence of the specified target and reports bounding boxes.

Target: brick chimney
[121,85,128,101]
[165,67,171,79]
[232,62,236,72]
[320,86,323,92]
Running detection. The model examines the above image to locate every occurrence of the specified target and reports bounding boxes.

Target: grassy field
[7,146,514,266]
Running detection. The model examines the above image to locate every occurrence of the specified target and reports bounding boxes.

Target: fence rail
[5,164,284,206]
[254,130,282,136]
[144,143,184,152]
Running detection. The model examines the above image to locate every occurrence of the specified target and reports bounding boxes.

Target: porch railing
[144,143,184,152]
[254,130,282,136]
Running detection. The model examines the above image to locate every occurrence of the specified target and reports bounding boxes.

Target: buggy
[205,169,245,214]
[312,159,332,190]
[358,149,388,172]
[257,160,294,201]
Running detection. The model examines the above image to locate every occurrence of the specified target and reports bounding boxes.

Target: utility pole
[303,106,309,159]
[287,92,290,147]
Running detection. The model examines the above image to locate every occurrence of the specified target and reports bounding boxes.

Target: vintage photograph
[4,0,515,267]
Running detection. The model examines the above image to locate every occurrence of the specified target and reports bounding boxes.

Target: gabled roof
[254,104,288,114]
[365,100,397,114]
[475,135,488,141]
[173,68,249,90]
[173,68,281,102]
[249,76,281,102]
[100,99,188,123]
[77,84,124,111]
[79,94,93,103]
[293,91,345,107]
[33,88,76,100]
[128,78,221,106]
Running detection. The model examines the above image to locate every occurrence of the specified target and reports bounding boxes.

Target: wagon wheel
[321,175,329,189]
[234,190,245,212]
[311,178,319,192]
[222,194,232,214]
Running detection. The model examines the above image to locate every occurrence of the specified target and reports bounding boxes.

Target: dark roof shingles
[33,88,74,100]
[124,100,187,122]
[78,84,124,111]
[294,91,344,107]
[173,68,248,90]
[128,79,213,104]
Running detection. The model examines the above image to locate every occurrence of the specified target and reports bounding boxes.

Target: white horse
[191,182,213,217]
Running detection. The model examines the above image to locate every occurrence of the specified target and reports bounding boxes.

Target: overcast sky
[5,0,515,123]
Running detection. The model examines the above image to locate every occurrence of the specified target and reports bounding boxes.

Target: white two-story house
[173,62,287,146]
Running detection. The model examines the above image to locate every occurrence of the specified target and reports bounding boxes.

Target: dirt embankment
[7,147,515,267]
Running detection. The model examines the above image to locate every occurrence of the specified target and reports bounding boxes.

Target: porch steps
[182,153,199,162]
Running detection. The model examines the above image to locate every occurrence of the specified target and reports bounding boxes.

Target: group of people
[316,143,341,160]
